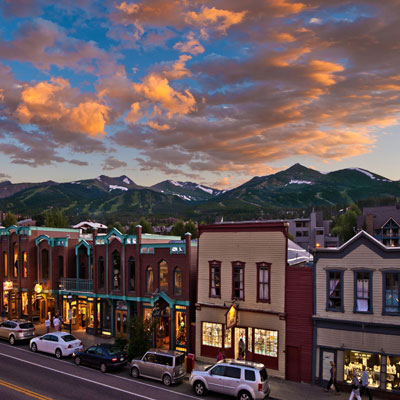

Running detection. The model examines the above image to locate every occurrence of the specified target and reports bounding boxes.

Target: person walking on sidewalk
[45,317,50,333]
[324,361,340,395]
[360,365,373,400]
[349,370,361,400]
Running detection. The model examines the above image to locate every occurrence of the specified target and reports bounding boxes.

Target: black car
[73,344,127,373]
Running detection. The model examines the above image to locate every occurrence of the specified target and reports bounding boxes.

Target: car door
[94,346,105,369]
[0,321,8,339]
[208,365,226,394]
[140,353,156,377]
[38,334,52,352]
[223,366,242,396]
[46,335,58,354]
[82,346,97,366]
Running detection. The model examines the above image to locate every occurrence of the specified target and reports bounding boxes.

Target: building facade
[313,231,400,396]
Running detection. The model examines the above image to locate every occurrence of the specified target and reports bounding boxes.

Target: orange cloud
[125,102,142,125]
[307,60,344,86]
[274,32,296,43]
[174,32,205,55]
[147,121,170,130]
[69,102,110,136]
[163,55,192,80]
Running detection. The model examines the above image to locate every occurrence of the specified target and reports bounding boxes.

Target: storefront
[62,295,99,334]
[115,300,128,339]
[387,355,400,392]
[344,351,381,389]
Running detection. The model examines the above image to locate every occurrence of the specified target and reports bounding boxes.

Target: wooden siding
[315,243,400,325]
[198,231,286,312]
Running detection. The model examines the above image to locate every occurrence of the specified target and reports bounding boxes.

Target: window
[224,328,231,348]
[174,267,183,296]
[13,243,18,278]
[316,229,324,236]
[344,351,381,388]
[210,365,225,376]
[23,252,28,278]
[42,249,49,280]
[245,370,256,381]
[248,327,252,352]
[146,266,153,294]
[354,271,372,312]
[209,261,221,298]
[257,262,270,302]
[112,250,121,291]
[327,270,343,311]
[384,272,400,313]
[58,255,63,279]
[128,257,135,291]
[202,322,222,347]
[254,329,278,357]
[3,252,7,277]
[232,262,245,300]
[98,257,105,289]
[159,260,168,292]
[225,366,241,379]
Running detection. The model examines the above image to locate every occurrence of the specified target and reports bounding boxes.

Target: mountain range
[1,164,399,222]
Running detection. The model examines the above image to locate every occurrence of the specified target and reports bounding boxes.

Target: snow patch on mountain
[174,193,194,201]
[109,185,128,191]
[289,179,313,185]
[123,177,131,185]
[196,184,213,194]
[96,176,102,182]
[349,168,376,180]
[169,180,184,187]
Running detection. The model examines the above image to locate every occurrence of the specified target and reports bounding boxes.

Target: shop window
[232,262,245,300]
[23,252,28,278]
[354,271,372,312]
[128,257,135,291]
[3,251,7,277]
[326,270,343,311]
[58,255,63,279]
[386,356,400,391]
[202,322,222,347]
[257,262,271,302]
[13,243,18,278]
[176,307,186,347]
[174,267,183,296]
[159,260,168,293]
[98,257,105,289]
[112,250,121,291]
[42,249,49,280]
[146,266,153,294]
[248,327,252,352]
[209,261,221,298]
[224,328,231,348]
[344,351,380,388]
[21,292,28,315]
[383,272,400,313]
[254,329,278,357]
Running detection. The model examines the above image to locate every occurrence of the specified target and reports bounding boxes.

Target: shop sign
[152,307,161,317]
[226,304,238,329]
[116,301,127,310]
[3,281,13,291]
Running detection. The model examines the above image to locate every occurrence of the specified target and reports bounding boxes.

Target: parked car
[30,332,83,359]
[73,343,127,373]
[0,319,35,345]
[189,359,271,400]
[129,349,186,386]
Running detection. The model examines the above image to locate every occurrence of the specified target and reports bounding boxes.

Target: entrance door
[115,310,128,339]
[287,346,301,382]
[40,299,46,323]
[320,349,336,386]
[234,327,247,360]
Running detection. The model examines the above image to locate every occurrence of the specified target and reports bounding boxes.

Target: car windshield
[259,368,268,382]
[104,345,120,355]
[61,335,77,342]
[205,365,213,371]
[19,323,33,329]
[175,354,185,366]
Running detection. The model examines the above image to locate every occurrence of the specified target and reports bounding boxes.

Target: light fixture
[34,283,42,294]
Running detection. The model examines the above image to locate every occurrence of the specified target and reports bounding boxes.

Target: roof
[288,239,313,265]
[358,205,400,230]
[72,221,107,230]
[219,359,265,369]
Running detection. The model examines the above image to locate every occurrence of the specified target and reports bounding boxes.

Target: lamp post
[67,293,73,334]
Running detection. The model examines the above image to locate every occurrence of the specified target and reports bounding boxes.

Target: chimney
[136,225,142,245]
[365,214,374,235]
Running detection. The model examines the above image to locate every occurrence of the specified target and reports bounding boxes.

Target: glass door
[115,310,128,339]
[234,327,247,360]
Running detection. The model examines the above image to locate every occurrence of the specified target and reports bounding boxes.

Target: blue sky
[0,0,399,188]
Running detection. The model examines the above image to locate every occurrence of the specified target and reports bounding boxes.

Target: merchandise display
[254,329,278,357]
[386,356,400,391]
[202,322,222,347]
[344,351,381,388]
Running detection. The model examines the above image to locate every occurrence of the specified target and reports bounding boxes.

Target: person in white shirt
[53,316,60,331]
[360,365,373,400]
[349,370,361,400]
[45,317,50,333]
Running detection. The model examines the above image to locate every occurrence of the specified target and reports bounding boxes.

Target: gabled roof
[72,221,107,230]
[287,239,313,265]
[379,216,400,229]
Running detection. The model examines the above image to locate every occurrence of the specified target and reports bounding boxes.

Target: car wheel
[9,335,15,345]
[130,367,139,378]
[31,343,37,352]
[162,374,172,386]
[55,348,62,359]
[193,381,206,396]
[74,356,81,366]
[238,390,253,400]
[100,363,107,373]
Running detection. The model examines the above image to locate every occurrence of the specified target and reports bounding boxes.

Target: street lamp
[67,293,73,334]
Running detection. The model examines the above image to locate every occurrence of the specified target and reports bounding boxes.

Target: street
[0,342,279,400]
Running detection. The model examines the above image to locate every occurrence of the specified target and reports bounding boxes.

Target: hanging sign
[226,304,238,329]
[3,281,13,291]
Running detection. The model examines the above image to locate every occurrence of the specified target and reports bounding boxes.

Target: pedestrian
[349,370,361,400]
[45,317,50,333]
[324,361,340,395]
[217,349,225,362]
[360,365,373,400]
[53,315,60,331]
[238,337,245,360]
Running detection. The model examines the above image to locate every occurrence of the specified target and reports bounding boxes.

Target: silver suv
[129,349,186,386]
[190,359,270,400]
[0,319,35,345]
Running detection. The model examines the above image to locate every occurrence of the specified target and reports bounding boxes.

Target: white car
[30,332,83,359]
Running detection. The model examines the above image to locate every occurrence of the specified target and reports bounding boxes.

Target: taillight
[112,357,117,362]
[68,344,72,348]
[258,383,263,392]
[17,330,23,333]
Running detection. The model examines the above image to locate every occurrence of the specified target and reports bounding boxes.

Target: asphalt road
[0,341,279,400]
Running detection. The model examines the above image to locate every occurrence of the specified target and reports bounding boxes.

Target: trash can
[186,353,195,373]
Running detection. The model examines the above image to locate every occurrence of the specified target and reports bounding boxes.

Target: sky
[0,0,400,189]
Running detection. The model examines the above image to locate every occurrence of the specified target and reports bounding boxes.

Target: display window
[248,327,252,352]
[202,322,222,347]
[254,329,278,357]
[175,307,187,347]
[21,292,29,315]
[344,351,381,388]
[224,327,231,348]
[87,299,100,330]
[386,356,400,391]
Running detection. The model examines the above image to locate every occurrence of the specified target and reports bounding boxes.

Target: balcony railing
[59,278,93,293]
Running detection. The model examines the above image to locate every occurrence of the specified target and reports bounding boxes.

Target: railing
[59,278,93,292]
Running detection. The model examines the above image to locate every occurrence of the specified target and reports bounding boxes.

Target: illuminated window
[146,266,153,294]
[3,252,7,277]
[209,261,221,298]
[13,243,18,278]
[23,252,28,278]
[224,328,231,348]
[202,322,222,347]
[254,329,278,357]
[174,267,183,296]
[159,260,168,292]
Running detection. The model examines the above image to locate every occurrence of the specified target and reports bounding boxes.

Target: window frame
[209,260,221,299]
[111,250,121,291]
[3,251,7,277]
[353,270,373,314]
[128,257,135,292]
[98,256,105,290]
[256,262,271,303]
[326,269,344,312]
[174,266,183,296]
[13,242,18,279]
[232,261,245,301]
[158,260,168,293]
[145,266,153,294]
[382,270,400,315]
[22,251,28,279]
[42,249,49,280]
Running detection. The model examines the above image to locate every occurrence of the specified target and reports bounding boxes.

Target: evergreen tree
[3,211,17,227]
[331,204,361,243]
[171,220,185,238]
[184,220,198,239]
[127,222,136,235]
[108,221,125,233]
[138,217,154,234]
[44,209,69,228]
[127,315,155,360]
